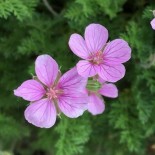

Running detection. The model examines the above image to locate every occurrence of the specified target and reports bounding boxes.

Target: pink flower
[14,55,88,128]
[87,77,118,115]
[151,18,155,30]
[69,23,131,82]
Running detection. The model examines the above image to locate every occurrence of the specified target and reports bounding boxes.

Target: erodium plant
[14,23,131,128]
[14,55,88,128]
[69,23,131,82]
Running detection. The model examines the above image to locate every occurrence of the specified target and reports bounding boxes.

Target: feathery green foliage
[1,0,155,155]
[0,0,38,20]
[55,115,91,155]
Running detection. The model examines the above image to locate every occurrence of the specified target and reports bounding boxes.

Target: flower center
[46,87,63,100]
[90,51,103,65]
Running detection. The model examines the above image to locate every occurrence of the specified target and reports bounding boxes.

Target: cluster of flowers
[14,24,131,128]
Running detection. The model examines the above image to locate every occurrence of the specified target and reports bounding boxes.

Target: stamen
[46,87,63,100]
[90,51,103,65]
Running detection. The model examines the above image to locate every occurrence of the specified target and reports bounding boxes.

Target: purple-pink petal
[58,88,88,118]
[14,80,46,102]
[99,83,118,98]
[58,67,87,91]
[58,95,87,118]
[35,54,58,87]
[84,23,108,53]
[97,63,125,82]
[97,77,106,84]
[60,89,88,103]
[57,67,88,118]
[77,60,97,78]
[88,93,105,115]
[24,98,57,128]
[103,39,131,64]
[69,34,90,59]
[151,18,155,30]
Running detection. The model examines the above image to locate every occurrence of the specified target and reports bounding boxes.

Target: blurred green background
[0,0,155,155]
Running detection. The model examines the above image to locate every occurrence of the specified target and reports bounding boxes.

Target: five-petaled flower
[69,23,131,82]
[14,55,88,128]
[86,77,118,115]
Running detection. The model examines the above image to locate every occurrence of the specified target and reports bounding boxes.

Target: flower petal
[97,76,106,84]
[151,18,155,30]
[14,80,46,101]
[97,64,125,82]
[85,23,108,53]
[69,34,90,59]
[58,67,87,91]
[60,90,88,103]
[99,83,118,98]
[77,60,97,78]
[88,93,105,115]
[58,91,88,118]
[24,98,56,128]
[35,54,58,87]
[103,39,131,64]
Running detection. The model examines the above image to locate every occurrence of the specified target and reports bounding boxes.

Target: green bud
[86,79,102,92]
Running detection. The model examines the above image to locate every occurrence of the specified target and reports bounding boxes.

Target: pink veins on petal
[69,23,131,82]
[14,54,88,128]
